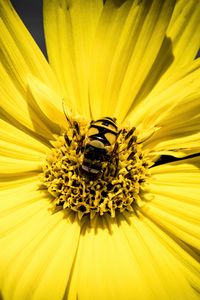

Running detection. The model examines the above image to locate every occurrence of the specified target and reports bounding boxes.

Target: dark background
[11,0,47,57]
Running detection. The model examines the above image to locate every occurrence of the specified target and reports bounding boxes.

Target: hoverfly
[80,117,119,180]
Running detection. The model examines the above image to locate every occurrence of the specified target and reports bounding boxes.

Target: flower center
[41,117,152,219]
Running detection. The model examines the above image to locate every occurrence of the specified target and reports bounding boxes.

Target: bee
[80,117,119,180]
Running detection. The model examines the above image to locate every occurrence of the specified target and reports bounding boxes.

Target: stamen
[41,117,152,219]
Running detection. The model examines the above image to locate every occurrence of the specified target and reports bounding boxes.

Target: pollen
[41,117,153,219]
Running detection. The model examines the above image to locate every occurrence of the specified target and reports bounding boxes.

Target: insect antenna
[62,100,81,139]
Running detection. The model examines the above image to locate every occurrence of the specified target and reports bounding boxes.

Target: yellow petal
[67,217,152,300]
[140,215,200,294]
[129,58,200,125]
[27,75,70,133]
[0,190,47,236]
[89,0,176,120]
[143,156,200,249]
[0,63,55,141]
[167,0,200,68]
[128,59,200,157]
[0,1,64,142]
[0,193,80,300]
[122,213,199,300]
[30,217,80,300]
[0,0,60,92]
[88,0,134,119]
[140,0,200,99]
[0,156,42,176]
[0,173,40,191]
[114,0,175,121]
[0,174,80,300]
[143,198,200,249]
[0,119,49,157]
[150,156,200,184]
[43,0,103,118]
[67,214,199,299]
[1,140,45,161]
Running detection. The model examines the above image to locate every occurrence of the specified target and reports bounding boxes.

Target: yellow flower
[0,0,200,299]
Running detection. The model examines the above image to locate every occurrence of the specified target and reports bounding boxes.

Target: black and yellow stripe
[80,117,118,180]
[88,117,118,146]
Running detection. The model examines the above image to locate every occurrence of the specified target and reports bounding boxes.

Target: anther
[125,127,136,140]
[42,117,151,219]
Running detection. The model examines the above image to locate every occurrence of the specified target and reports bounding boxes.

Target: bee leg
[125,127,136,140]
[127,135,137,150]
[64,133,71,147]
[73,121,80,136]
[76,135,85,154]
[112,141,119,153]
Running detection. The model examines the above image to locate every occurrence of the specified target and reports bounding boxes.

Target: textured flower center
[41,117,152,219]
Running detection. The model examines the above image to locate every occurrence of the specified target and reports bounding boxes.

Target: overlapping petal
[0,181,81,300]
[128,59,200,157]
[0,0,59,91]
[166,0,200,68]
[66,214,199,300]
[43,0,200,123]
[0,0,65,141]
[43,0,103,118]
[143,156,200,250]
[0,1,199,300]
